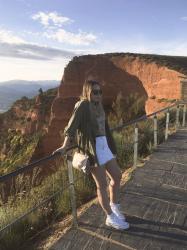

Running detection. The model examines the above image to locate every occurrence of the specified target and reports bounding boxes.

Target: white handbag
[72,151,90,173]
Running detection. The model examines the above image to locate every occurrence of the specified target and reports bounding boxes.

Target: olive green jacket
[64,99,117,166]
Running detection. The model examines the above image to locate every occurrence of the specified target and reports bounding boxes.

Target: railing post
[153,115,157,148]
[182,104,186,127]
[67,155,78,228]
[133,124,138,167]
[165,110,170,140]
[176,105,180,130]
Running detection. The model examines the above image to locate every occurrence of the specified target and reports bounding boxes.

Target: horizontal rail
[0,101,182,183]
[0,154,55,183]
[0,100,185,236]
[0,181,71,234]
[0,145,77,183]
[0,166,88,235]
[111,102,178,132]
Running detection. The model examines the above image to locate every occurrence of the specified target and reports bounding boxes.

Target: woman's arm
[53,100,84,155]
[52,136,74,155]
[64,100,83,137]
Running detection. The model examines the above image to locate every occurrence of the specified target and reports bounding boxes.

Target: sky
[0,0,187,81]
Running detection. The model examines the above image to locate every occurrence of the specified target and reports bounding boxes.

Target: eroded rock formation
[30,53,185,161]
[111,55,182,113]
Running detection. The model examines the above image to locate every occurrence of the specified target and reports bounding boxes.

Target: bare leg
[105,158,122,204]
[90,166,112,215]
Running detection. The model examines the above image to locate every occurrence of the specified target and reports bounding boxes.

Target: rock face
[30,53,185,161]
[111,55,182,113]
[0,88,57,165]
[0,95,46,136]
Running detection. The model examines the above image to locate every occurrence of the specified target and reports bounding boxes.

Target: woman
[53,79,129,230]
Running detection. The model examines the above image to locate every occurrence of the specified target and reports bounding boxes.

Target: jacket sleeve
[105,118,117,155]
[64,101,83,137]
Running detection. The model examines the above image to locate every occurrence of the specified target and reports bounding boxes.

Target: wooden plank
[46,129,187,250]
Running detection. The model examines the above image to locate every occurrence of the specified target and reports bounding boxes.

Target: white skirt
[96,136,115,166]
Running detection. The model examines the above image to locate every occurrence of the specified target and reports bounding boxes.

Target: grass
[0,134,40,174]
[0,155,96,250]
[0,101,184,250]
[0,87,57,170]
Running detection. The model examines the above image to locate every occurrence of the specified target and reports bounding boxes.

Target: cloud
[180,16,187,21]
[0,57,68,81]
[31,11,97,46]
[0,28,79,60]
[32,11,73,27]
[44,29,97,45]
[0,29,25,44]
[0,42,77,60]
[97,34,187,57]
[158,41,187,56]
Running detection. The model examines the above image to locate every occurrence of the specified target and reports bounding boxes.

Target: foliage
[0,91,181,249]
[0,157,96,250]
[111,108,178,172]
[0,86,58,175]
[108,92,146,128]
[157,98,177,103]
[0,131,42,175]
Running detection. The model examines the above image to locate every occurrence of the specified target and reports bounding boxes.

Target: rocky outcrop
[110,55,182,113]
[30,53,185,161]
[0,89,57,165]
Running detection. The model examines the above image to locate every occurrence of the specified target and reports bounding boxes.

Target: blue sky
[0,0,187,81]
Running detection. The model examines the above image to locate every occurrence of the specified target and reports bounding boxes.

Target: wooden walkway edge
[36,128,187,250]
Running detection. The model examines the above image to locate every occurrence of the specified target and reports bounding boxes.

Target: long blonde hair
[80,79,105,118]
[80,79,101,101]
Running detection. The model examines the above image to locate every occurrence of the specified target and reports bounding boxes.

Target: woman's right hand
[52,146,66,155]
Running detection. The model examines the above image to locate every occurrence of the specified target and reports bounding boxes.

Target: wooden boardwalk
[49,128,187,250]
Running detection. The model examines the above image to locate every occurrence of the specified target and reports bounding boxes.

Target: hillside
[0,87,57,174]
[0,80,59,112]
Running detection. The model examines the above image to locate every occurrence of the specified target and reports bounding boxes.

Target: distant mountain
[0,80,59,113]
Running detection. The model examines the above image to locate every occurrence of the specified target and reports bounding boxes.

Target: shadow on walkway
[46,129,187,250]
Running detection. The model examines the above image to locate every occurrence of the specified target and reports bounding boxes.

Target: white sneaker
[106,212,129,230]
[110,203,126,221]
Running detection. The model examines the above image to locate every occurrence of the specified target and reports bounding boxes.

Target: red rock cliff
[110,55,182,113]
[30,53,185,162]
